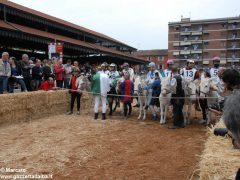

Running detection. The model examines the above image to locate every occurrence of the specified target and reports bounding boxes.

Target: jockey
[209,56,221,85]
[109,63,120,86]
[99,62,110,76]
[144,62,162,109]
[146,62,161,85]
[181,59,200,82]
[122,62,134,81]
[91,70,110,120]
[164,59,174,78]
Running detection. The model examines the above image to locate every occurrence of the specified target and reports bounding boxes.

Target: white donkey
[135,74,148,120]
[183,80,199,125]
[159,76,172,124]
[199,77,218,125]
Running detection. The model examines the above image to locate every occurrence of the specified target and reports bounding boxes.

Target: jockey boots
[94,113,98,120]
[102,113,106,120]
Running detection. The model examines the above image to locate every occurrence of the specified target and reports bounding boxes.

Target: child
[149,72,161,120]
[120,73,134,118]
[67,69,81,115]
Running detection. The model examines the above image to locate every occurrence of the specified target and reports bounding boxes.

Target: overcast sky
[10,0,240,50]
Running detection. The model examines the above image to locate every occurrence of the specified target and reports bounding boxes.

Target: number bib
[182,68,196,81]
[164,70,172,78]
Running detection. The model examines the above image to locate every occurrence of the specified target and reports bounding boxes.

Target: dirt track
[0,109,206,179]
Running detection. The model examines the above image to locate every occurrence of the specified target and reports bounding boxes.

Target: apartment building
[168,17,240,67]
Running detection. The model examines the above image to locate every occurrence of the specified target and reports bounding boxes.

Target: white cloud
[9,0,240,49]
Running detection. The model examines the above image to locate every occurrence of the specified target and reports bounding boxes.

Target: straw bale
[0,90,79,126]
[199,120,240,180]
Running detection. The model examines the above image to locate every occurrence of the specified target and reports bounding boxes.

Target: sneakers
[76,111,80,115]
[199,119,207,124]
[67,111,73,115]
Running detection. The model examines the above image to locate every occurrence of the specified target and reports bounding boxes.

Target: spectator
[8,57,27,93]
[222,69,240,92]
[40,77,57,91]
[149,72,161,120]
[223,91,240,149]
[19,54,32,91]
[32,59,43,91]
[54,60,64,88]
[169,66,185,129]
[199,70,211,124]
[42,59,53,80]
[0,52,11,94]
[120,73,134,118]
[67,69,81,115]
[64,59,73,88]
[73,61,80,72]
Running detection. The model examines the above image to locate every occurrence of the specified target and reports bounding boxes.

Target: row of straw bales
[0,90,90,126]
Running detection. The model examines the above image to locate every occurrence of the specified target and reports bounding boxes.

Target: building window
[193,44,199,50]
[221,23,226,28]
[174,34,179,39]
[194,36,199,41]
[220,52,226,58]
[204,41,209,46]
[221,41,226,47]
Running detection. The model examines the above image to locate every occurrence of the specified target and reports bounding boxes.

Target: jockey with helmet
[109,63,120,87]
[181,59,200,82]
[164,59,174,78]
[100,62,110,76]
[144,62,162,109]
[209,56,221,85]
[122,62,134,81]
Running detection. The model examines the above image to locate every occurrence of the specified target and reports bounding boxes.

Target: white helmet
[187,59,195,64]
[149,62,156,68]
[110,63,116,67]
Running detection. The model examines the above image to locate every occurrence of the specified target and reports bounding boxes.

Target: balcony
[191,50,202,54]
[227,58,240,62]
[227,45,240,50]
[180,42,191,46]
[191,40,202,44]
[173,51,180,56]
[173,42,180,47]
[180,32,191,36]
[192,32,203,35]
[180,50,191,55]
[227,24,240,31]
[227,35,240,40]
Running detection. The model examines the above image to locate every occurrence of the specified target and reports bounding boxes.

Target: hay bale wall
[0,90,89,126]
[199,121,240,179]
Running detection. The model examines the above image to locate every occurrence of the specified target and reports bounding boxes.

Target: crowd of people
[0,52,93,93]
[1,51,240,143]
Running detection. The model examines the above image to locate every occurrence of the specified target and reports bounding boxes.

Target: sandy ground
[0,108,207,180]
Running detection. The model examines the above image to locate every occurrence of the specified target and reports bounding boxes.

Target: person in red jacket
[54,60,64,88]
[41,77,57,91]
[67,69,81,115]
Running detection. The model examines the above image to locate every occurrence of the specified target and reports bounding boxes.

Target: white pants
[94,95,107,113]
